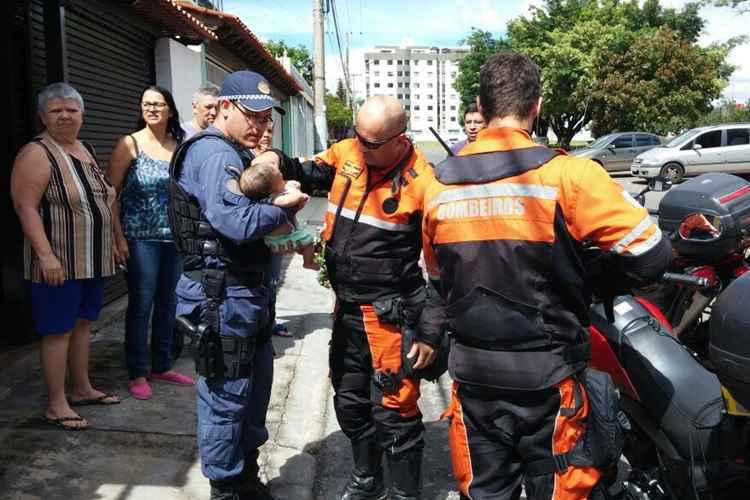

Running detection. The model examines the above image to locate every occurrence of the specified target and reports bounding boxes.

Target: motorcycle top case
[658,173,750,263]
[711,272,750,410]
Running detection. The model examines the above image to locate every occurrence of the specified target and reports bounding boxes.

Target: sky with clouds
[224,0,749,102]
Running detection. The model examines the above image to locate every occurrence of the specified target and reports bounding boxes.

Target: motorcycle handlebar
[662,272,711,289]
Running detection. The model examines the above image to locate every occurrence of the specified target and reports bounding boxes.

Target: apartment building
[363,46,468,143]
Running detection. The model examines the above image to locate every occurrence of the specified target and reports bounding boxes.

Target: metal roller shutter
[64,0,156,303]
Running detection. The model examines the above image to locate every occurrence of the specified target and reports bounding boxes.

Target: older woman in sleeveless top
[109,86,194,400]
[11,83,121,431]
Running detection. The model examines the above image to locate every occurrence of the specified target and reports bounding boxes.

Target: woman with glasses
[109,86,194,400]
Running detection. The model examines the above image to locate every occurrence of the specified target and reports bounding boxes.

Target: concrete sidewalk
[0,198,334,500]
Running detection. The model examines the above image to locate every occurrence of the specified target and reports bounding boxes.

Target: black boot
[210,478,241,500]
[387,451,422,500]
[339,438,387,500]
[237,450,275,500]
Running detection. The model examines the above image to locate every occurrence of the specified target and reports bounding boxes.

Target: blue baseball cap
[219,70,285,115]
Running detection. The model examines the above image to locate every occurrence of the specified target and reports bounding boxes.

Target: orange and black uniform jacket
[281,140,440,345]
[421,128,671,390]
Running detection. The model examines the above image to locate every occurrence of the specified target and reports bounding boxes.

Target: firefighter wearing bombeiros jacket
[281,96,443,500]
[421,52,672,500]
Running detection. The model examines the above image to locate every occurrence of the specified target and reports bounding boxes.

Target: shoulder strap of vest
[434,146,560,185]
[169,130,242,180]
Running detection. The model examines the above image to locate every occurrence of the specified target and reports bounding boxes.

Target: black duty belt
[184,269,265,288]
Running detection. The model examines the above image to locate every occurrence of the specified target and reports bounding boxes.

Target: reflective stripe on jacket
[422,127,662,389]
[316,139,436,303]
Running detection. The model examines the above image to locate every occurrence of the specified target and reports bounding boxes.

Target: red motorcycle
[588,173,750,500]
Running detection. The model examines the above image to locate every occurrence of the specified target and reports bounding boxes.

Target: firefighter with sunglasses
[280,95,446,500]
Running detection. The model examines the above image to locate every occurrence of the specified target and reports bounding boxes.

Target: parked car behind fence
[631,123,750,182]
[571,132,662,172]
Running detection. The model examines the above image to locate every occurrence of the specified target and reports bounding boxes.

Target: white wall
[155,38,204,124]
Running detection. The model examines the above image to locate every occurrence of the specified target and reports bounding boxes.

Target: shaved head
[355,95,406,139]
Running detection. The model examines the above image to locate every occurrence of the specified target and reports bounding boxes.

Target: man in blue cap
[169,70,289,500]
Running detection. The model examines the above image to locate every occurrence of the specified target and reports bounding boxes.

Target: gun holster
[371,288,448,385]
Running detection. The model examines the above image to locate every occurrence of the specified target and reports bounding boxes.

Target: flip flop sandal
[69,393,120,406]
[43,415,90,431]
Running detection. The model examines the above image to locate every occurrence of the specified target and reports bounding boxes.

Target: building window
[413,83,420,88]
[427,60,433,65]
[427,116,434,121]
[413,94,419,99]
[450,117,457,121]
[397,59,402,65]
[414,105,420,110]
[387,60,394,65]
[405,71,410,76]
[428,105,433,110]
[427,83,433,88]
[450,105,456,110]
[427,95,433,100]
[374,60,380,65]
[405,104,410,110]
[374,83,380,88]
[374,71,380,76]
[387,83,394,88]
[387,71,394,77]
[397,71,403,76]
[398,82,403,88]
[413,71,420,76]
[398,94,403,99]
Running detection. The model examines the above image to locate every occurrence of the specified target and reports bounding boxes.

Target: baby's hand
[272,189,309,208]
[285,180,302,190]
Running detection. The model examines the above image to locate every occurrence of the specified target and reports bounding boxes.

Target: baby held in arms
[239,151,318,270]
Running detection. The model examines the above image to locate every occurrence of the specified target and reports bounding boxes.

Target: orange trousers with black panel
[330,301,424,456]
[445,378,601,500]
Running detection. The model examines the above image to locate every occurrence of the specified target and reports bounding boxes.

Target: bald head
[355,95,406,139]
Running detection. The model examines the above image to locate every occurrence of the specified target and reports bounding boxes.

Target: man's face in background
[463,111,486,142]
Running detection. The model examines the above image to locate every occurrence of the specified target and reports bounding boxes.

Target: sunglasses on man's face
[354,127,406,150]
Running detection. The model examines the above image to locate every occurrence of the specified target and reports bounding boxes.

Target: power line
[329,0,352,101]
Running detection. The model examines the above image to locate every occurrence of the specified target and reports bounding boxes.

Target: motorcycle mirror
[647,176,672,192]
[678,213,723,242]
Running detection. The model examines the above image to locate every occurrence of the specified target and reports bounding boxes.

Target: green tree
[264,40,314,86]
[325,93,352,141]
[336,79,347,103]
[502,0,722,148]
[454,29,509,110]
[694,98,750,125]
[590,28,736,136]
[712,0,750,12]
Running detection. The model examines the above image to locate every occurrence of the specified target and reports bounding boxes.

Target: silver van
[571,132,661,171]
[631,123,750,182]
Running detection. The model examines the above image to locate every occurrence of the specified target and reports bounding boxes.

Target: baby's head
[240,151,286,199]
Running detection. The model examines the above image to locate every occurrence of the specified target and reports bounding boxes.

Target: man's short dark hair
[479,51,540,121]
[463,103,480,119]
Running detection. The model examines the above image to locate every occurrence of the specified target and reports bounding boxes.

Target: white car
[631,123,750,182]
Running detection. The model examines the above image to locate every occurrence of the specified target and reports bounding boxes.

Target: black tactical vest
[168,132,270,272]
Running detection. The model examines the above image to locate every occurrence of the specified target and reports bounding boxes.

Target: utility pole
[313,0,328,151]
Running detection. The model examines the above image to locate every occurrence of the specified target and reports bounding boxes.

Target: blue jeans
[265,253,282,325]
[125,240,183,380]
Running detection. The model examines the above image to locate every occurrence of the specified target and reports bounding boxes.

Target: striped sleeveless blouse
[23,134,116,282]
